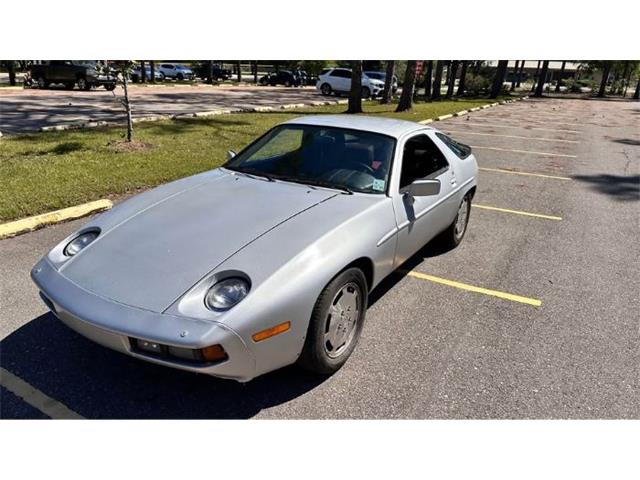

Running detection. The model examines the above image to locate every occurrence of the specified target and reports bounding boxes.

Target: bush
[464,73,490,96]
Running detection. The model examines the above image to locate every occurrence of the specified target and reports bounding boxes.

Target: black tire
[320,83,332,96]
[361,86,371,99]
[439,192,472,249]
[64,82,75,90]
[177,73,184,81]
[104,83,116,91]
[298,268,368,375]
[77,77,91,91]
[284,80,291,87]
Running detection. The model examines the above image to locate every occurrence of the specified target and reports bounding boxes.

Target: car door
[391,131,461,266]
[329,69,350,92]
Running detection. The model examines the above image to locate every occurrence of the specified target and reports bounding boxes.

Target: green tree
[347,60,363,114]
[431,61,444,100]
[396,60,417,112]
[102,61,136,142]
[490,60,508,98]
[534,61,550,97]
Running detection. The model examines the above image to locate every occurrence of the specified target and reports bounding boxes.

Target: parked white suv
[316,68,385,98]
[157,63,194,80]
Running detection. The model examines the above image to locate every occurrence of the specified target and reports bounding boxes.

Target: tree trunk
[149,61,155,82]
[396,61,417,112]
[619,61,630,96]
[253,61,258,84]
[510,60,519,91]
[424,61,433,101]
[531,61,541,92]
[431,61,444,100]
[122,74,133,142]
[381,60,395,104]
[490,60,508,98]
[206,61,214,84]
[140,61,146,83]
[444,61,451,87]
[7,61,16,86]
[555,61,566,92]
[347,61,363,114]
[597,62,612,97]
[517,60,525,87]
[236,61,242,82]
[534,61,549,97]
[456,61,467,96]
[446,61,459,98]
[633,78,640,100]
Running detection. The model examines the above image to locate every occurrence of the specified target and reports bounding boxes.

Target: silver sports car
[32,115,478,382]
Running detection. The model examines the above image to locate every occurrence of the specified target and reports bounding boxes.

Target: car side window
[399,134,449,189]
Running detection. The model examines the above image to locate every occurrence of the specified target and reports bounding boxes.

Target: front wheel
[77,77,91,91]
[439,193,471,249]
[37,76,49,89]
[361,86,371,98]
[298,268,367,375]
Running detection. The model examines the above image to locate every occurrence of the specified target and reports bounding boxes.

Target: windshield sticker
[372,179,386,191]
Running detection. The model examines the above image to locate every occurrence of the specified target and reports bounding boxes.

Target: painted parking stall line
[401,270,542,307]
[449,122,580,134]
[479,167,572,181]
[470,146,577,158]
[473,204,563,221]
[444,130,579,144]
[0,367,84,419]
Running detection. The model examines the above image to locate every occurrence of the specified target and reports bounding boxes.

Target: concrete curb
[420,95,528,125]
[418,119,433,124]
[0,199,113,240]
[435,114,454,121]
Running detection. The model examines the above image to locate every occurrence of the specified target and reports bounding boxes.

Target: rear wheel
[439,193,471,249]
[77,77,91,91]
[320,83,332,96]
[177,73,184,80]
[298,268,367,375]
[284,80,291,87]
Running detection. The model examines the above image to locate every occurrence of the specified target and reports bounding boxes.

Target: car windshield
[225,124,396,194]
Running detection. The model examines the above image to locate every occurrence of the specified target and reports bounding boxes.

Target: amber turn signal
[200,344,228,362]
[252,321,291,342]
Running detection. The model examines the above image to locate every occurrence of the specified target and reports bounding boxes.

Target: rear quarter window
[435,132,472,159]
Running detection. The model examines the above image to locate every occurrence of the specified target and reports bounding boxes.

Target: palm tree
[516,60,525,87]
[490,60,508,98]
[431,61,444,100]
[531,61,541,92]
[347,61,363,114]
[381,60,395,104]
[555,61,566,92]
[446,61,459,98]
[511,60,519,91]
[456,61,468,96]
[424,61,433,101]
[534,61,549,97]
[597,61,612,97]
[396,61,417,112]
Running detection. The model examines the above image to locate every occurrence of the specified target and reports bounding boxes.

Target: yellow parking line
[401,270,542,307]
[471,145,577,158]
[0,367,84,419]
[445,130,578,144]
[479,167,572,181]
[473,204,562,221]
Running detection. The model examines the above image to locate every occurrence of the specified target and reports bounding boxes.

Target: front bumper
[31,258,256,382]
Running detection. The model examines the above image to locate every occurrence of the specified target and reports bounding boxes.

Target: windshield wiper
[274,175,353,195]
[227,167,275,182]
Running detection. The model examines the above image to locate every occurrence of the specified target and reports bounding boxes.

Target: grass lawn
[0,97,501,221]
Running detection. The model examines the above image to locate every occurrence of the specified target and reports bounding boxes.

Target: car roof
[281,115,430,138]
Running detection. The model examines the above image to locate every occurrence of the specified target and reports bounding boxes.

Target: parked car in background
[364,71,398,94]
[259,69,305,87]
[131,65,163,83]
[316,68,385,98]
[31,115,478,381]
[194,63,232,81]
[157,63,194,80]
[29,61,116,90]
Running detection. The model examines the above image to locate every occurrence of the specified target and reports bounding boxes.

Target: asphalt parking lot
[1,98,638,419]
[0,84,322,134]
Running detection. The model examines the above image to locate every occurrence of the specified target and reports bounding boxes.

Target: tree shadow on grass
[572,174,640,201]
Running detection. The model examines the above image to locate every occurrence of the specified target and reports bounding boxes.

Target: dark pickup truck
[29,61,117,90]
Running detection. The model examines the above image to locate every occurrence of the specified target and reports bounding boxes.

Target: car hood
[60,170,336,313]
